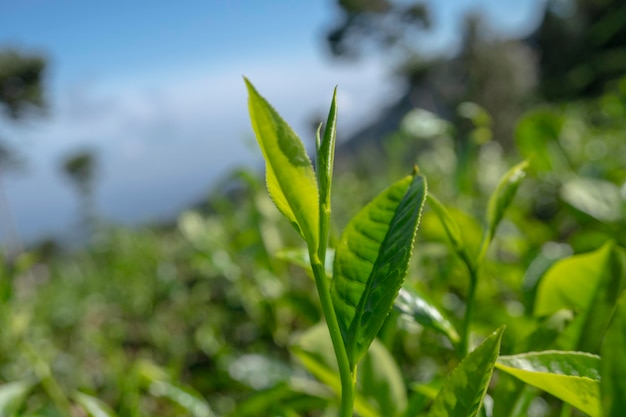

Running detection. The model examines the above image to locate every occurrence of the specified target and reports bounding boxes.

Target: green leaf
[484,160,528,249]
[601,293,626,416]
[276,247,335,277]
[395,287,460,345]
[0,381,33,417]
[427,194,464,253]
[496,351,601,417]
[316,86,337,217]
[138,360,215,417]
[331,173,427,367]
[73,392,118,417]
[534,241,615,318]
[534,241,624,353]
[245,78,319,248]
[561,177,623,222]
[427,327,504,417]
[292,322,407,417]
[228,380,330,417]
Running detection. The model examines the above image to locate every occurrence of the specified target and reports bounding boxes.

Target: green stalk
[311,88,354,416]
[23,342,73,414]
[310,253,356,417]
[459,250,478,357]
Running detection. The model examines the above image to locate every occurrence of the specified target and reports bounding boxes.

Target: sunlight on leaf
[496,351,601,417]
[245,78,319,248]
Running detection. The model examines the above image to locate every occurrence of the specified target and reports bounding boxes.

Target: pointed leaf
[73,392,118,417]
[427,194,464,253]
[496,351,601,417]
[427,327,504,417]
[534,241,616,317]
[245,78,319,247]
[148,380,215,417]
[484,160,528,247]
[317,87,337,214]
[332,173,427,366]
[0,381,33,417]
[395,287,460,345]
[601,293,626,416]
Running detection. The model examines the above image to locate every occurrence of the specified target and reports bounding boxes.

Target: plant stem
[459,251,478,357]
[310,255,356,417]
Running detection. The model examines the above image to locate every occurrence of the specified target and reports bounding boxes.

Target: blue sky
[0,0,544,243]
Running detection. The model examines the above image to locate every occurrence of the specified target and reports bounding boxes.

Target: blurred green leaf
[427,194,464,254]
[292,322,408,417]
[535,241,624,352]
[534,241,615,317]
[496,351,601,417]
[395,287,459,345]
[331,173,427,367]
[561,177,623,222]
[601,293,626,416]
[228,380,330,417]
[484,160,528,251]
[73,392,118,417]
[276,247,335,277]
[0,381,33,417]
[138,360,214,417]
[245,78,319,247]
[427,327,504,417]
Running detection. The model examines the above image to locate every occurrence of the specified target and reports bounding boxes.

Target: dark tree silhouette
[61,150,98,237]
[0,49,47,257]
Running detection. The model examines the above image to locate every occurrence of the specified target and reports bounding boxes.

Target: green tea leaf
[148,380,215,417]
[496,351,601,417]
[138,360,215,417]
[245,78,319,248]
[0,381,33,417]
[427,327,504,417]
[484,160,528,249]
[395,287,460,345]
[317,87,337,217]
[427,194,464,253]
[561,177,623,222]
[534,241,615,318]
[74,392,118,417]
[601,293,626,416]
[332,173,427,366]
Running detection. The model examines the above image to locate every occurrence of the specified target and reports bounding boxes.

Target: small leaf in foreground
[0,380,33,417]
[245,78,319,247]
[73,392,118,417]
[395,286,460,345]
[601,293,626,416]
[427,327,504,417]
[496,351,600,417]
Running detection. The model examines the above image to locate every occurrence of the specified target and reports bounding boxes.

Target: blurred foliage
[0,49,46,120]
[0,73,623,415]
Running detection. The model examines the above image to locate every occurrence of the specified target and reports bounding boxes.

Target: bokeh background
[1,1,625,416]
[1,0,546,246]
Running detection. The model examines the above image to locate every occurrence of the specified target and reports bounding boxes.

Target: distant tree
[325,2,537,148]
[530,0,626,100]
[61,150,98,237]
[0,49,47,257]
[0,49,46,119]
[326,0,430,59]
